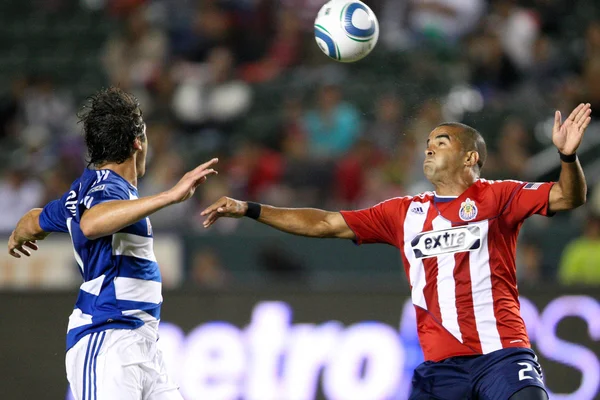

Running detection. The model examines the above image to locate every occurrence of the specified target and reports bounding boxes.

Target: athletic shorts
[409,347,547,400]
[66,328,182,400]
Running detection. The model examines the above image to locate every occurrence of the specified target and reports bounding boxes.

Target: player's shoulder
[81,169,136,198]
[475,178,526,195]
[373,192,434,210]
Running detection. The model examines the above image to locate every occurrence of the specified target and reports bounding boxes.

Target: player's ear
[133,137,143,151]
[465,151,479,168]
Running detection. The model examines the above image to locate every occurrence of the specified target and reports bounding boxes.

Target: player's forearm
[14,209,50,242]
[80,192,173,240]
[554,158,587,210]
[256,205,342,238]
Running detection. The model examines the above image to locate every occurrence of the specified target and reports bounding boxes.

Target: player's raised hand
[8,232,38,258]
[201,196,248,228]
[166,158,218,204]
[553,103,592,156]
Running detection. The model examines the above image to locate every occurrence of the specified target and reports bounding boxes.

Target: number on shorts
[517,362,536,381]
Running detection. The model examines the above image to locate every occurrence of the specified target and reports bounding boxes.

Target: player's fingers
[192,158,219,174]
[16,246,30,257]
[577,108,592,127]
[24,241,38,251]
[581,116,592,132]
[200,198,227,216]
[567,103,584,121]
[197,168,218,180]
[9,248,21,258]
[574,103,591,123]
[202,211,220,228]
[553,111,561,132]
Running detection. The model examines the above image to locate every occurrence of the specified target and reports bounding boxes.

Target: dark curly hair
[78,87,146,166]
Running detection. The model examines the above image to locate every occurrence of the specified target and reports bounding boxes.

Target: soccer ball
[314,0,379,63]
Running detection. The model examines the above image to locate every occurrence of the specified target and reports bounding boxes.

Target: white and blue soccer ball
[314,0,379,63]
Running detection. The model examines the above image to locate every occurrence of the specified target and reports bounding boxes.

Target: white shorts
[66,329,182,400]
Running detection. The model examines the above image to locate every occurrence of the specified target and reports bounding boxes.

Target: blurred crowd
[1,0,600,287]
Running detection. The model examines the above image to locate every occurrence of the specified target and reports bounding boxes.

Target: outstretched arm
[8,208,49,258]
[81,158,218,240]
[201,197,356,239]
[549,103,591,212]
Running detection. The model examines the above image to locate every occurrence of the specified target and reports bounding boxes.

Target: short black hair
[437,122,487,171]
[78,87,145,166]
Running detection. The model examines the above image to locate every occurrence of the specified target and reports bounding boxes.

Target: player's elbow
[79,217,104,240]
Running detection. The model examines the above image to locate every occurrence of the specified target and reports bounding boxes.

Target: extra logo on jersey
[411,225,481,259]
[459,198,478,221]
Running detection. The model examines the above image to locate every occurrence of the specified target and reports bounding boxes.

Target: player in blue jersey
[7,87,218,400]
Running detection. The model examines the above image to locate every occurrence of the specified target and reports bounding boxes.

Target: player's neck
[433,175,477,197]
[96,159,138,187]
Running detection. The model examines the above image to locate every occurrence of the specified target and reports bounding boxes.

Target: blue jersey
[39,169,161,351]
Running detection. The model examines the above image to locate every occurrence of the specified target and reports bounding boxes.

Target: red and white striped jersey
[340,179,555,362]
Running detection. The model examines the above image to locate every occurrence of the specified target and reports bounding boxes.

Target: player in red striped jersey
[201,103,591,400]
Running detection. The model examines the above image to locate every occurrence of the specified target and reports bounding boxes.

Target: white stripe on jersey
[432,216,462,343]
[112,233,156,262]
[80,275,105,296]
[404,201,431,310]
[114,277,162,304]
[468,220,502,353]
[68,308,94,331]
[67,218,84,273]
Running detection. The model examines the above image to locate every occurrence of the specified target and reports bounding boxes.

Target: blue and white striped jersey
[39,169,162,351]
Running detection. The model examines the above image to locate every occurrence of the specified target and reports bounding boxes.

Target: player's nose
[425,148,434,157]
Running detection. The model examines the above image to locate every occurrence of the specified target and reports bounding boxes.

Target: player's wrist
[558,150,577,163]
[244,202,261,219]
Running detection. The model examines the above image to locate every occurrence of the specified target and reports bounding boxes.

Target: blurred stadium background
[0,0,599,399]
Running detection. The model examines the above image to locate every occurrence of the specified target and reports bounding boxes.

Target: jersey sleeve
[495,181,555,225]
[39,198,69,233]
[339,198,404,246]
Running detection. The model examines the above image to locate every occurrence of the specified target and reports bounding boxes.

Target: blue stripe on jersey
[115,256,161,282]
[40,168,162,351]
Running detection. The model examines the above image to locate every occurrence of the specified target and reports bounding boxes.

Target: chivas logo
[459,198,478,221]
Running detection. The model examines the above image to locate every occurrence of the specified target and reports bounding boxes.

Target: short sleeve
[340,198,403,246]
[496,181,555,225]
[39,199,69,233]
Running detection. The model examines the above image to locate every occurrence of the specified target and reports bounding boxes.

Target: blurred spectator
[335,138,381,207]
[174,4,232,64]
[466,31,521,99]
[488,0,540,71]
[190,248,230,288]
[226,140,284,201]
[0,167,44,233]
[408,0,485,44]
[303,84,362,160]
[366,93,406,157]
[103,5,167,92]
[240,9,302,83]
[486,117,532,179]
[558,211,600,286]
[171,46,252,137]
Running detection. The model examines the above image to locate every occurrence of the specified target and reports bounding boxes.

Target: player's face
[136,123,148,178]
[423,127,464,181]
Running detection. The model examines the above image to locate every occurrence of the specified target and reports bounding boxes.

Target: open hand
[8,232,38,258]
[201,196,248,228]
[553,103,592,156]
[167,158,219,204]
